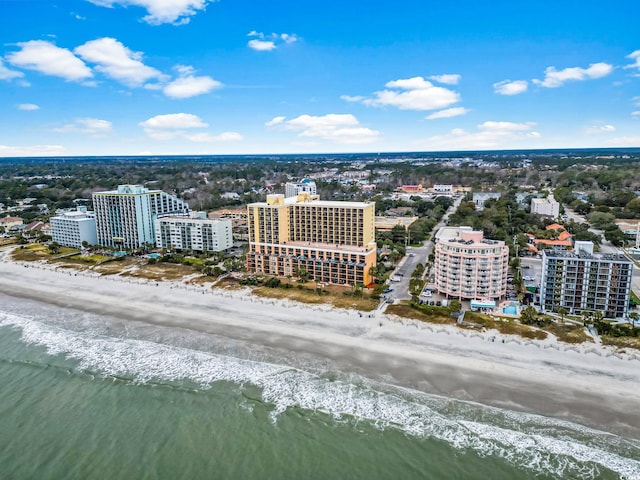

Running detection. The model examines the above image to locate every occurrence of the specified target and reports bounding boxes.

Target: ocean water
[0,293,639,480]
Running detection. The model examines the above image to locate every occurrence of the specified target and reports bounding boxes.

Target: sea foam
[1,310,639,480]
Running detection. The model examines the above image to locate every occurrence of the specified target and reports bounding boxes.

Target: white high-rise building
[93,185,188,249]
[155,213,233,252]
[285,179,317,198]
[50,206,98,248]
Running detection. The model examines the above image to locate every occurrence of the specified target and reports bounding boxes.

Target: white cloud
[478,121,535,132]
[280,33,298,44]
[184,131,243,142]
[632,111,640,117]
[418,121,540,150]
[163,65,222,98]
[362,77,460,110]
[266,113,380,144]
[140,113,206,130]
[349,76,460,111]
[585,124,616,134]
[632,96,640,107]
[86,0,209,25]
[0,144,67,157]
[429,74,461,85]
[139,113,238,142]
[248,39,276,51]
[18,103,40,111]
[425,107,470,120]
[340,95,366,102]
[493,79,528,95]
[606,135,640,147]
[533,62,613,88]
[624,50,640,71]
[247,31,297,51]
[75,37,164,87]
[7,40,92,82]
[265,116,286,127]
[52,117,113,135]
[0,59,25,81]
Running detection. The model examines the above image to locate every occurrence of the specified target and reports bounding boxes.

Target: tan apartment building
[434,226,509,300]
[247,193,377,286]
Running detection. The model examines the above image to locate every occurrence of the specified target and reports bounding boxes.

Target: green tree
[557,307,568,325]
[520,305,538,325]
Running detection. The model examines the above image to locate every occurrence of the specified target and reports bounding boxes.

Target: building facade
[434,226,509,300]
[93,185,188,249]
[472,192,501,210]
[531,196,560,218]
[155,213,232,252]
[285,179,317,198]
[0,215,23,231]
[50,207,98,248]
[540,242,632,319]
[246,194,376,286]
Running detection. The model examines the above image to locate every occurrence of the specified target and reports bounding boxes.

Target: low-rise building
[472,192,501,210]
[525,223,573,253]
[432,184,453,194]
[398,185,424,194]
[50,207,98,248]
[434,226,509,301]
[540,241,632,319]
[155,213,232,252]
[375,216,418,232]
[0,215,23,231]
[531,196,560,218]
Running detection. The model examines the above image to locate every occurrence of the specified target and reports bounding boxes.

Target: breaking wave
[1,311,639,480]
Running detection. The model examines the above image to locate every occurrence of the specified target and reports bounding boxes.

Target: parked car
[523,276,535,281]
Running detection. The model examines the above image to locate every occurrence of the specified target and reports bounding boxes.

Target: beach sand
[1,250,639,439]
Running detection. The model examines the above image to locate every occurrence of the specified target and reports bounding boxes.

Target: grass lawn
[385,303,547,340]
[543,323,593,344]
[464,312,548,340]
[124,262,198,281]
[254,284,378,311]
[11,244,49,261]
[385,303,454,324]
[601,336,640,351]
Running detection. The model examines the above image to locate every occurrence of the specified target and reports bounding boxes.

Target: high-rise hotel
[247,193,376,286]
[93,185,189,249]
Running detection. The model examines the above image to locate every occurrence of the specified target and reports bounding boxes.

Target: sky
[0,0,639,157]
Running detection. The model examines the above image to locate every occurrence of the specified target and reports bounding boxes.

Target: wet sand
[1,254,639,439]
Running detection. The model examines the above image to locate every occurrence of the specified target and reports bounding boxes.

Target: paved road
[391,195,464,301]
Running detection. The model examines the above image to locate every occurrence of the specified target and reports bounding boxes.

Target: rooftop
[543,249,631,263]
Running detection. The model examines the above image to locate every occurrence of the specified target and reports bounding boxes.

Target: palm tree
[557,307,568,325]
[520,305,537,325]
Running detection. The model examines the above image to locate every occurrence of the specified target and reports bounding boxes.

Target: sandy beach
[1,249,639,440]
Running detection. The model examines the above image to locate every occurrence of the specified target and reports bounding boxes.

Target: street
[391,195,464,301]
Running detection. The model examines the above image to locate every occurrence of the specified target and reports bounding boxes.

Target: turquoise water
[0,293,639,480]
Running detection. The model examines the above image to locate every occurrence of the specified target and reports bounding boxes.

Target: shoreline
[1,252,640,439]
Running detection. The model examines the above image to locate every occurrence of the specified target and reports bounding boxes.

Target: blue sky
[0,0,638,156]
